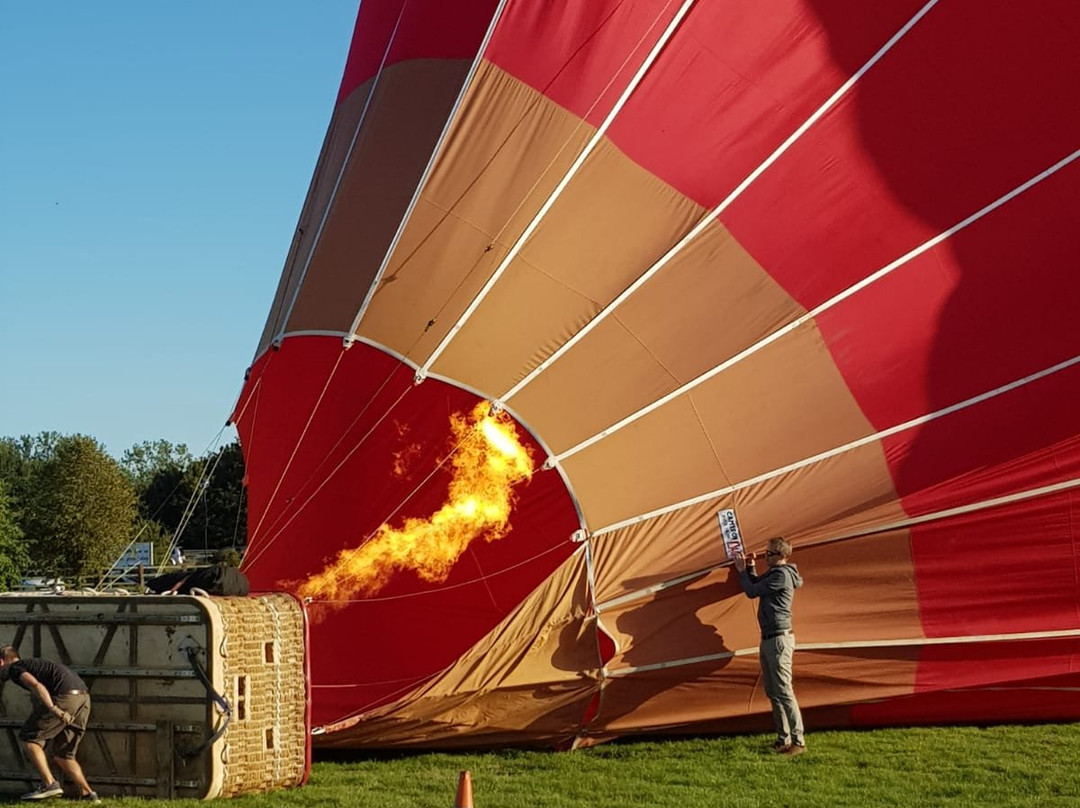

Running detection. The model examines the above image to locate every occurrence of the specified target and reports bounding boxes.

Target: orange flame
[391,442,421,477]
[298,402,534,603]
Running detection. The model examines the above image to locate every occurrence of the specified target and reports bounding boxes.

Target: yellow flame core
[298,402,534,603]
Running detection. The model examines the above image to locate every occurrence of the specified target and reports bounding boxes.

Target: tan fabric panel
[597,528,921,678]
[586,647,919,741]
[430,137,705,394]
[777,646,920,720]
[692,322,877,482]
[495,311,682,450]
[358,197,512,364]
[389,253,602,397]
[614,219,803,382]
[562,320,895,530]
[508,313,683,455]
[564,395,733,528]
[796,529,923,644]
[359,62,596,360]
[284,59,475,336]
[315,549,600,749]
[510,219,802,450]
[599,567,760,673]
[586,657,762,741]
[589,443,906,604]
[257,83,370,353]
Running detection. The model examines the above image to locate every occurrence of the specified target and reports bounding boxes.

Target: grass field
[87,723,1079,808]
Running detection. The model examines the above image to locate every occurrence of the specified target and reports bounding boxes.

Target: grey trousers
[760,634,804,745]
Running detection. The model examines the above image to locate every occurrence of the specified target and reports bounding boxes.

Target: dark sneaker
[784,743,807,756]
[771,740,792,753]
[77,793,101,803]
[22,782,63,800]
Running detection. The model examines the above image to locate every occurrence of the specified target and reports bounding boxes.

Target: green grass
[20,724,1080,807]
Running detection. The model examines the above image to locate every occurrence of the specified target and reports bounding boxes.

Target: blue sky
[0,1,359,457]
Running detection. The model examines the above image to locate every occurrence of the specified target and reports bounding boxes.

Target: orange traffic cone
[454,770,474,808]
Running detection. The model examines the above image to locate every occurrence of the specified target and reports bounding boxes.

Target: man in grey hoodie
[734,536,805,755]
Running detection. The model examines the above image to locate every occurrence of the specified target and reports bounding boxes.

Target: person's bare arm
[16,671,54,710]
[18,672,74,724]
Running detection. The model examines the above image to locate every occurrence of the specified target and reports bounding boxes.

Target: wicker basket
[0,592,310,800]
[214,594,309,797]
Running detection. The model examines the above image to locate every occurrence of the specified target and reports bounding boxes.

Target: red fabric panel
[721,2,1080,309]
[910,491,1080,640]
[884,380,1080,511]
[605,0,927,209]
[852,657,1080,726]
[337,0,499,104]
[485,0,677,128]
[487,1,925,208]
[234,337,580,725]
[813,164,1080,439]
[912,639,1080,695]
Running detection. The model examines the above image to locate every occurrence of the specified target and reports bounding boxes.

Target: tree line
[0,433,246,589]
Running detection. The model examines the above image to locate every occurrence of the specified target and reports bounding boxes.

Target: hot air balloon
[233,0,1080,749]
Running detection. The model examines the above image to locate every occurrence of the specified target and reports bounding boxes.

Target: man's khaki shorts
[20,693,90,759]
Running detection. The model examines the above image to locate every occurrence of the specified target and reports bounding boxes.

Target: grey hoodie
[737,562,803,636]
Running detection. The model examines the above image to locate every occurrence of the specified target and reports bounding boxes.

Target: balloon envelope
[235,0,1080,748]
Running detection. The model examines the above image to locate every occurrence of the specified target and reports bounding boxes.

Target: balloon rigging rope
[97,422,229,588]
[593,349,1080,537]
[246,351,346,547]
[498,0,941,408]
[170,435,229,547]
[241,356,412,563]
[241,379,412,571]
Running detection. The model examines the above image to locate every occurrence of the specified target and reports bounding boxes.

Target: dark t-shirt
[9,658,87,696]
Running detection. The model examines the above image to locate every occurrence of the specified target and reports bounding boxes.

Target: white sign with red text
[717,508,744,560]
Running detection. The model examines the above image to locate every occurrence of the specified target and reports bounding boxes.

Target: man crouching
[0,645,99,801]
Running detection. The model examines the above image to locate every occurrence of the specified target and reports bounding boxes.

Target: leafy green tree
[0,479,30,590]
[0,432,62,504]
[139,462,201,546]
[191,442,247,552]
[213,548,243,567]
[121,440,194,497]
[21,435,137,577]
[139,442,247,553]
